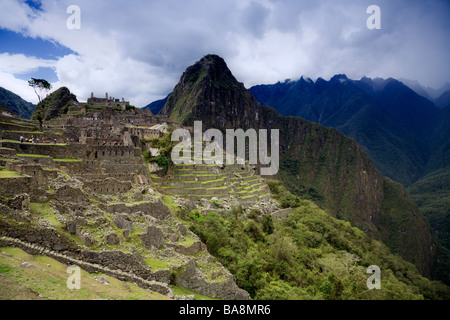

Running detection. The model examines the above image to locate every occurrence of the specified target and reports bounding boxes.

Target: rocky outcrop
[175,259,249,300]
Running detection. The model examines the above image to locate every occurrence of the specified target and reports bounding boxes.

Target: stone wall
[0,176,32,196]
[0,236,172,297]
[2,141,87,159]
[84,178,132,195]
[101,199,171,221]
[127,127,162,140]
[175,259,249,300]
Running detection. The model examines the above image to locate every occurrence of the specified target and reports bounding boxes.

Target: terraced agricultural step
[162,186,231,196]
[163,179,228,188]
[171,174,231,183]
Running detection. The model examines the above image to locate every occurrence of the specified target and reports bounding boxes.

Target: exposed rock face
[140,225,165,249]
[113,213,133,232]
[175,259,249,300]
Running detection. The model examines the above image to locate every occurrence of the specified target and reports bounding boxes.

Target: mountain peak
[181,54,237,85]
[31,86,77,121]
[159,54,258,127]
[330,74,349,84]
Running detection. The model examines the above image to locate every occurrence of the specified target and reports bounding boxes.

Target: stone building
[87,92,130,110]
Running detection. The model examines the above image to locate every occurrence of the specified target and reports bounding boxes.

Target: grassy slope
[0,247,169,300]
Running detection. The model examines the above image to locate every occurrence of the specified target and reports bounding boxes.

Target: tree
[28,78,52,103]
[35,111,43,129]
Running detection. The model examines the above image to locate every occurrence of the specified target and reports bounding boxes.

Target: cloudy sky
[0,0,449,107]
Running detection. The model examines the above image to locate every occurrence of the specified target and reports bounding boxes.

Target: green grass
[0,169,23,178]
[162,196,178,211]
[42,168,70,180]
[16,154,50,158]
[145,258,169,270]
[29,201,82,245]
[4,130,43,134]
[170,285,218,300]
[3,139,67,146]
[178,236,197,247]
[0,121,34,129]
[206,186,228,190]
[0,157,19,162]
[0,247,169,300]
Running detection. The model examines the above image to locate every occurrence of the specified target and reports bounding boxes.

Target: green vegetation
[31,87,77,121]
[0,169,22,178]
[408,167,450,250]
[171,285,218,300]
[86,105,104,110]
[151,53,450,283]
[145,258,169,270]
[16,154,50,158]
[0,86,35,119]
[52,158,82,162]
[179,182,450,300]
[142,130,175,174]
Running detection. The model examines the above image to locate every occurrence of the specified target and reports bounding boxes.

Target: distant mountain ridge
[250,74,450,262]
[142,95,169,115]
[0,87,35,119]
[250,75,446,186]
[399,78,450,106]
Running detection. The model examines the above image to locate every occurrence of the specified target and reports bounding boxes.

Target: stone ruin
[0,106,256,300]
[87,92,130,110]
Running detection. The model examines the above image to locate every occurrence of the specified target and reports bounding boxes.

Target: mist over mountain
[250,75,447,185]
[400,78,450,102]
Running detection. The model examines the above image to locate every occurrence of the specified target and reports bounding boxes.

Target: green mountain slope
[0,87,35,119]
[408,167,450,249]
[31,87,78,121]
[160,54,444,281]
[184,182,450,299]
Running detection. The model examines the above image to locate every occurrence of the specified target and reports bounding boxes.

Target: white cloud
[0,0,449,106]
[0,71,40,104]
[0,52,56,74]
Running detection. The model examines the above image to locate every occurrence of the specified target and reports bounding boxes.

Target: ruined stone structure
[87,92,130,110]
[0,106,261,300]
